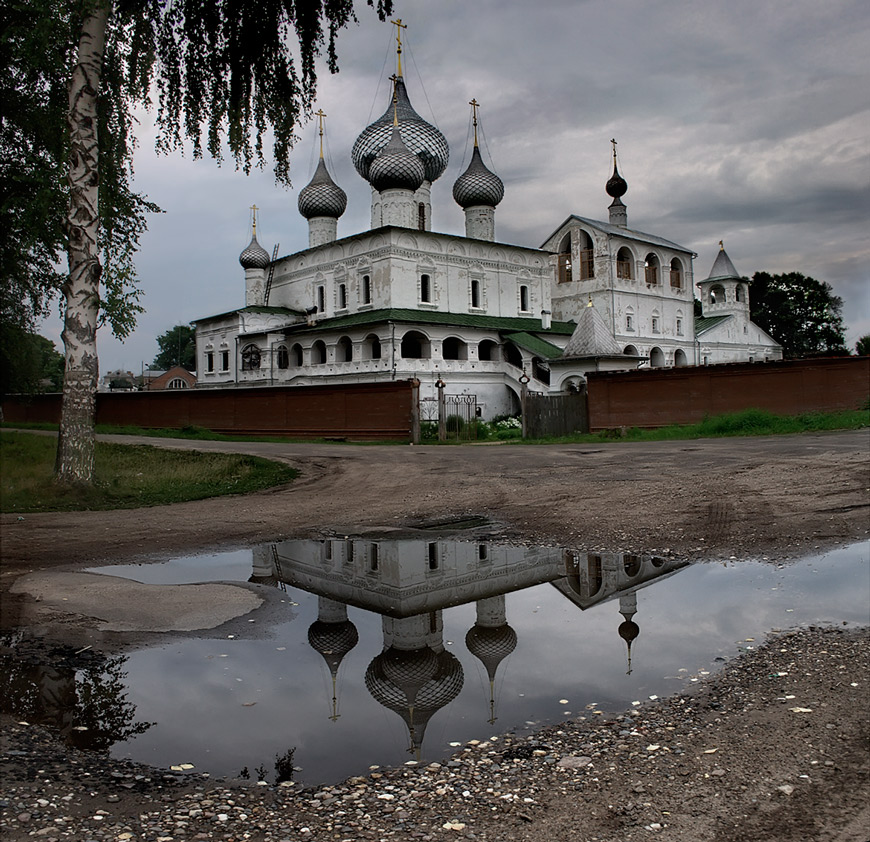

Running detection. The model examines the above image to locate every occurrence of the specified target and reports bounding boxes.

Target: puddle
[2,539,868,788]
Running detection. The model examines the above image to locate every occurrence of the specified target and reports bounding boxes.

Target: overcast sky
[40,0,870,373]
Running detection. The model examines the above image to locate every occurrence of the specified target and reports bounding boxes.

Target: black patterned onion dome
[465,623,517,681]
[453,146,505,209]
[308,619,359,674]
[368,126,426,192]
[239,233,270,270]
[618,619,640,644]
[351,77,449,183]
[606,161,628,199]
[298,158,348,220]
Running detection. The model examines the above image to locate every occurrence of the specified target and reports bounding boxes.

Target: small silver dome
[298,158,347,220]
[239,233,270,269]
[352,77,449,183]
[453,146,505,209]
[368,126,426,192]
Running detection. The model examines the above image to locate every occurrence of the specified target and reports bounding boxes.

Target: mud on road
[1,429,868,841]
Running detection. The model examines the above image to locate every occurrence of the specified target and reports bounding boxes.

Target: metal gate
[419,394,478,441]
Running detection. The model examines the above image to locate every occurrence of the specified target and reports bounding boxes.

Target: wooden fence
[524,392,589,438]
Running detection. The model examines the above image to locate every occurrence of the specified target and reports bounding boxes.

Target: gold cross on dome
[315,108,327,156]
[469,98,480,145]
[391,19,407,75]
[250,204,259,234]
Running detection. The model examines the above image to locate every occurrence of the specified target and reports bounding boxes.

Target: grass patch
[0,432,298,513]
[519,408,870,444]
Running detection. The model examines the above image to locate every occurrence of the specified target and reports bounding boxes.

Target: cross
[250,204,258,234]
[391,19,407,75]
[611,137,618,161]
[469,98,480,145]
[315,108,327,156]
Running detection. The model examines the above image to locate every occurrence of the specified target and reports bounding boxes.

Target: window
[519,284,529,312]
[478,339,497,361]
[276,345,289,369]
[338,283,347,310]
[362,274,372,305]
[370,543,379,572]
[676,318,683,336]
[401,331,430,359]
[626,314,633,331]
[670,258,683,289]
[470,278,481,308]
[316,285,325,312]
[220,350,229,371]
[418,202,426,231]
[577,231,594,279]
[735,284,745,303]
[651,316,660,333]
[336,336,353,362]
[616,247,633,280]
[442,337,468,360]
[420,274,432,303]
[710,284,725,304]
[645,254,659,285]
[312,340,327,364]
[167,378,188,389]
[291,344,303,366]
[428,542,439,570]
[206,352,214,373]
[557,252,572,283]
[241,344,261,370]
[364,333,381,360]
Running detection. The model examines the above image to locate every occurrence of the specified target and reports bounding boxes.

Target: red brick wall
[3,381,415,441]
[586,357,870,430]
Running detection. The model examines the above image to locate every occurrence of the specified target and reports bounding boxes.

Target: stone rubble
[1,625,867,842]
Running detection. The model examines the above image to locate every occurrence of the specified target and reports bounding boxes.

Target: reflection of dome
[368,127,426,192]
[365,647,464,752]
[298,158,347,220]
[247,574,279,587]
[352,76,449,183]
[618,620,639,643]
[453,146,504,209]
[307,619,359,674]
[239,233,270,269]
[465,624,517,681]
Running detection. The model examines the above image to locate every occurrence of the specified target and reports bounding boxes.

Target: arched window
[623,344,639,356]
[241,344,261,370]
[316,285,325,312]
[337,283,347,310]
[363,334,381,360]
[167,378,189,389]
[418,202,426,231]
[577,230,594,279]
[420,273,432,303]
[625,308,635,331]
[670,258,683,289]
[649,346,665,367]
[519,284,530,312]
[401,330,430,359]
[735,283,745,303]
[361,274,372,305]
[291,343,303,366]
[710,284,726,304]
[442,336,468,360]
[645,254,660,285]
[276,345,289,369]
[470,278,482,308]
[336,336,353,362]
[674,349,688,367]
[557,233,572,283]
[616,246,633,280]
[312,340,327,364]
[478,339,498,361]
[503,342,523,368]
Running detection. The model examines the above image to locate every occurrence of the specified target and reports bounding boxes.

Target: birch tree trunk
[55,4,109,485]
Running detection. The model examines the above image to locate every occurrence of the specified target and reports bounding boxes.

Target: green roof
[193,305,302,323]
[293,308,576,336]
[502,332,564,358]
[694,314,732,334]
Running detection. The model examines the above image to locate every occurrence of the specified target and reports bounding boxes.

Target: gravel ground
[1,430,868,841]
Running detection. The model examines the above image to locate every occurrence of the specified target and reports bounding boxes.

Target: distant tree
[152,325,196,371]
[750,272,848,359]
[0,327,65,395]
[856,335,870,357]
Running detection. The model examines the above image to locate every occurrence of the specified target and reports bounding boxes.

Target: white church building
[193,29,781,419]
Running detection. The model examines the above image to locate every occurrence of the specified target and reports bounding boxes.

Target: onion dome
[606,161,628,199]
[368,125,426,192]
[298,158,347,220]
[239,232,270,269]
[453,146,505,209]
[465,623,517,681]
[308,619,359,675]
[352,76,449,184]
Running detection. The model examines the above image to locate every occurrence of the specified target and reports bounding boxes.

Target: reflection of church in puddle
[250,540,686,755]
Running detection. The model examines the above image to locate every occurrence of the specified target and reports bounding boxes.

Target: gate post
[410,378,421,444]
[435,377,446,441]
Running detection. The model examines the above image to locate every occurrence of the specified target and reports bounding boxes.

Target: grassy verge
[519,408,870,444]
[0,432,298,513]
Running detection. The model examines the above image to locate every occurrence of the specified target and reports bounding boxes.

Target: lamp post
[435,377,446,442]
[519,371,530,439]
